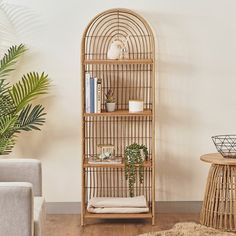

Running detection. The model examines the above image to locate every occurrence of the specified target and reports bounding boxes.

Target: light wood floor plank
[45,213,199,236]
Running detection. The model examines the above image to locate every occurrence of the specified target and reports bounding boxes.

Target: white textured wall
[1,0,236,202]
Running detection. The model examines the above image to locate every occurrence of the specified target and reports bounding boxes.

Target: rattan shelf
[83,59,153,65]
[83,159,152,168]
[83,109,152,117]
[81,8,156,226]
[84,210,152,219]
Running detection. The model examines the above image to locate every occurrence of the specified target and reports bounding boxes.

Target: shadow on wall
[0,0,57,159]
[0,0,42,54]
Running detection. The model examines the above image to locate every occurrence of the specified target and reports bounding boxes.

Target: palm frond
[0,79,10,95]
[0,94,16,116]
[0,44,26,78]
[0,44,50,155]
[0,115,17,136]
[10,72,50,112]
[0,79,16,116]
[0,135,15,155]
[16,104,46,131]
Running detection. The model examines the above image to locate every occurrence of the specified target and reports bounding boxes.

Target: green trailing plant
[124,143,148,197]
[0,44,50,155]
[105,89,115,103]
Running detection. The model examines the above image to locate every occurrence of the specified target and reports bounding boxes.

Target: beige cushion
[0,159,42,196]
[34,197,45,236]
[0,182,33,236]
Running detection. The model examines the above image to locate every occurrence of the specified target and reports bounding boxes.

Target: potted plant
[105,89,116,112]
[124,143,148,197]
[0,44,50,156]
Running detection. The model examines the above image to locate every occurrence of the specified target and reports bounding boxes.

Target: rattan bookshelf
[81,8,155,225]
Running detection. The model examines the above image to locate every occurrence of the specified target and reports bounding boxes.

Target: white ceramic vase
[107,41,122,59]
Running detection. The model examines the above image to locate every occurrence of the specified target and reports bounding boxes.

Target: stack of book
[85,72,102,113]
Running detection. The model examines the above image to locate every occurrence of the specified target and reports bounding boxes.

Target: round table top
[200,153,236,165]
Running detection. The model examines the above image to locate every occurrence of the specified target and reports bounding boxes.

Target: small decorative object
[212,135,236,158]
[97,144,115,161]
[88,144,121,164]
[107,35,129,60]
[129,100,144,113]
[0,44,50,156]
[105,89,116,112]
[124,143,148,197]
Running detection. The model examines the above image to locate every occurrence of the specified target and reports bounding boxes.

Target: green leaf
[16,104,46,132]
[0,79,16,116]
[0,79,10,95]
[124,143,148,197]
[0,94,16,117]
[0,44,26,78]
[0,44,50,155]
[10,72,50,112]
[0,115,17,136]
[0,136,15,155]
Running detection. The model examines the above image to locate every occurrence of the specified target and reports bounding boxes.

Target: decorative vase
[107,41,122,59]
[106,102,116,112]
[107,36,129,60]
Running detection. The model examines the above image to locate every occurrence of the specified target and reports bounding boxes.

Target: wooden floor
[45,213,200,236]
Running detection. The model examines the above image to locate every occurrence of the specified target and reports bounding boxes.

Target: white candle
[129,100,144,112]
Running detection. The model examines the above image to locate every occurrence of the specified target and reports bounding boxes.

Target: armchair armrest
[0,182,34,236]
[0,159,42,196]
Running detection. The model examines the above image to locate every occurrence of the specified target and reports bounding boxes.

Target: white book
[97,79,102,113]
[94,77,98,113]
[85,72,91,113]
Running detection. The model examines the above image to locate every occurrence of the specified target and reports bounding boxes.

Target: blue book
[90,78,94,113]
[85,72,91,113]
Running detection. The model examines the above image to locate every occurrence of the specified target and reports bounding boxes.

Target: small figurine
[107,35,129,59]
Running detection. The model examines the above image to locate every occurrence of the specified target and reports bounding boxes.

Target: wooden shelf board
[83,59,153,65]
[83,160,152,168]
[84,109,152,117]
[84,210,152,219]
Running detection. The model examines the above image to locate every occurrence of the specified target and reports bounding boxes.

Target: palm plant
[0,44,50,155]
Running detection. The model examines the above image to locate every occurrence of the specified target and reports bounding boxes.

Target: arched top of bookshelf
[82,8,155,61]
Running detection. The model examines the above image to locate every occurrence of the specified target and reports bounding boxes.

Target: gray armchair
[0,159,45,236]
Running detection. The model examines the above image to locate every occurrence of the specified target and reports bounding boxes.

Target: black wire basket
[212,135,236,158]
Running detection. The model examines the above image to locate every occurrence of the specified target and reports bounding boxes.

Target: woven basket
[212,135,236,158]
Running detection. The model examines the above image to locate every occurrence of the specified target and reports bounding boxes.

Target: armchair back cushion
[0,159,42,196]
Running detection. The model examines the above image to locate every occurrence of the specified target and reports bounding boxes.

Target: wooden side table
[200,153,236,231]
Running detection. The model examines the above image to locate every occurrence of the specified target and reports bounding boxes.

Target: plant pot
[106,102,116,112]
[140,149,147,161]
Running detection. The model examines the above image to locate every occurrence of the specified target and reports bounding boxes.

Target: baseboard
[46,201,202,214]
[156,201,202,213]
